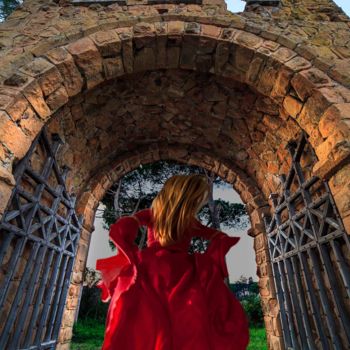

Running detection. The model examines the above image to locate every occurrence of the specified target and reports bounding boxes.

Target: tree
[97,160,249,251]
[0,0,23,21]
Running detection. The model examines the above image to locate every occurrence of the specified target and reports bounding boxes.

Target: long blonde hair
[151,174,210,247]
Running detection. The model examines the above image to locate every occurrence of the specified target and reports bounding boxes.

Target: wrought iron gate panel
[0,125,83,349]
[263,130,350,350]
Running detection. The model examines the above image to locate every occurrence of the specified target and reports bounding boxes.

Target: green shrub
[241,294,264,327]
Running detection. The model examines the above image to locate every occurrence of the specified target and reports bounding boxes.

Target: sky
[226,0,350,15]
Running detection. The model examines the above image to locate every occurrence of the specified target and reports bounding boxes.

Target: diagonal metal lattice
[0,125,83,350]
[263,130,350,350]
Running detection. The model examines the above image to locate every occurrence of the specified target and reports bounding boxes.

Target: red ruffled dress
[95,208,250,350]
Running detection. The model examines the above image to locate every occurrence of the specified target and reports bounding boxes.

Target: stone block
[234,30,263,49]
[272,312,283,335]
[254,232,268,251]
[214,41,230,73]
[285,56,312,73]
[271,46,297,63]
[201,24,221,39]
[263,314,274,331]
[121,40,134,74]
[328,164,350,197]
[234,45,254,73]
[19,57,63,97]
[58,326,73,344]
[103,56,124,79]
[333,184,350,217]
[267,65,291,101]
[45,47,84,97]
[133,22,156,49]
[319,103,350,138]
[0,178,14,217]
[22,80,51,120]
[246,53,265,84]
[3,94,30,122]
[90,29,122,57]
[0,110,32,159]
[45,86,69,112]
[134,47,156,72]
[283,95,303,118]
[66,37,103,90]
[61,308,76,327]
[256,57,281,96]
[329,59,350,88]
[167,21,185,36]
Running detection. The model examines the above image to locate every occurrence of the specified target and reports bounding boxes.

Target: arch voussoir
[1,19,350,183]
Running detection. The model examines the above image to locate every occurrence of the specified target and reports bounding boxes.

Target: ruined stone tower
[0,0,350,349]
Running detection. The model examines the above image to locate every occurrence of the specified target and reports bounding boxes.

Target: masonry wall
[0,1,349,349]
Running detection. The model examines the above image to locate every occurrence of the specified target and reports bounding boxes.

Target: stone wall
[0,1,349,349]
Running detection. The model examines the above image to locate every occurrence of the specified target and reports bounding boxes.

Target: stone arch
[68,144,274,346]
[1,19,349,191]
[38,65,323,349]
[0,2,350,349]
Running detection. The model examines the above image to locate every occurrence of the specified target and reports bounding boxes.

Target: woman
[96,174,250,349]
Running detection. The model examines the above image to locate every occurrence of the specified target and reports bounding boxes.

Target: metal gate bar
[263,130,350,349]
[0,125,83,349]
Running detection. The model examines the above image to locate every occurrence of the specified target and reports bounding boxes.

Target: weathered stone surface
[0,2,350,350]
[319,103,350,138]
[291,67,335,102]
[116,27,134,74]
[45,47,84,97]
[283,95,303,118]
[285,56,312,72]
[20,57,63,97]
[90,30,122,57]
[0,110,32,158]
[66,37,103,90]
[103,56,124,79]
[22,80,51,120]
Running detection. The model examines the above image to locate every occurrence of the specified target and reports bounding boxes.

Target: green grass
[71,318,105,350]
[248,327,268,350]
[71,318,267,349]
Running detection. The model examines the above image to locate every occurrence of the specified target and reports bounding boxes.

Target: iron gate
[0,125,83,349]
[263,131,350,350]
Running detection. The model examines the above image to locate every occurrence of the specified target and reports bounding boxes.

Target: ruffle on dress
[95,216,141,303]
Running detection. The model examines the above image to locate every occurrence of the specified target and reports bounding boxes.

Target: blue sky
[226,0,350,16]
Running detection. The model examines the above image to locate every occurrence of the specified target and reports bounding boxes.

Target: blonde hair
[151,174,210,247]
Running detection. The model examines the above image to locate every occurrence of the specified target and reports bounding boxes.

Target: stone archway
[0,1,350,349]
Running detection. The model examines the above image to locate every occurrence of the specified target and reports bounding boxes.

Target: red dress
[95,208,250,350]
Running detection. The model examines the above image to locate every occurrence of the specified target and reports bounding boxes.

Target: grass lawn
[248,327,268,350]
[71,319,267,350]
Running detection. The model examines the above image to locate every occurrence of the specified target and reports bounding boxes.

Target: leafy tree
[97,160,249,251]
[0,0,23,21]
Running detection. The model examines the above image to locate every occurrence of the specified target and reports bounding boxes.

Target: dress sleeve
[132,207,153,226]
[207,231,241,279]
[95,215,141,303]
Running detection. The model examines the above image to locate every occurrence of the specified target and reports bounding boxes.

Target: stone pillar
[56,190,98,349]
